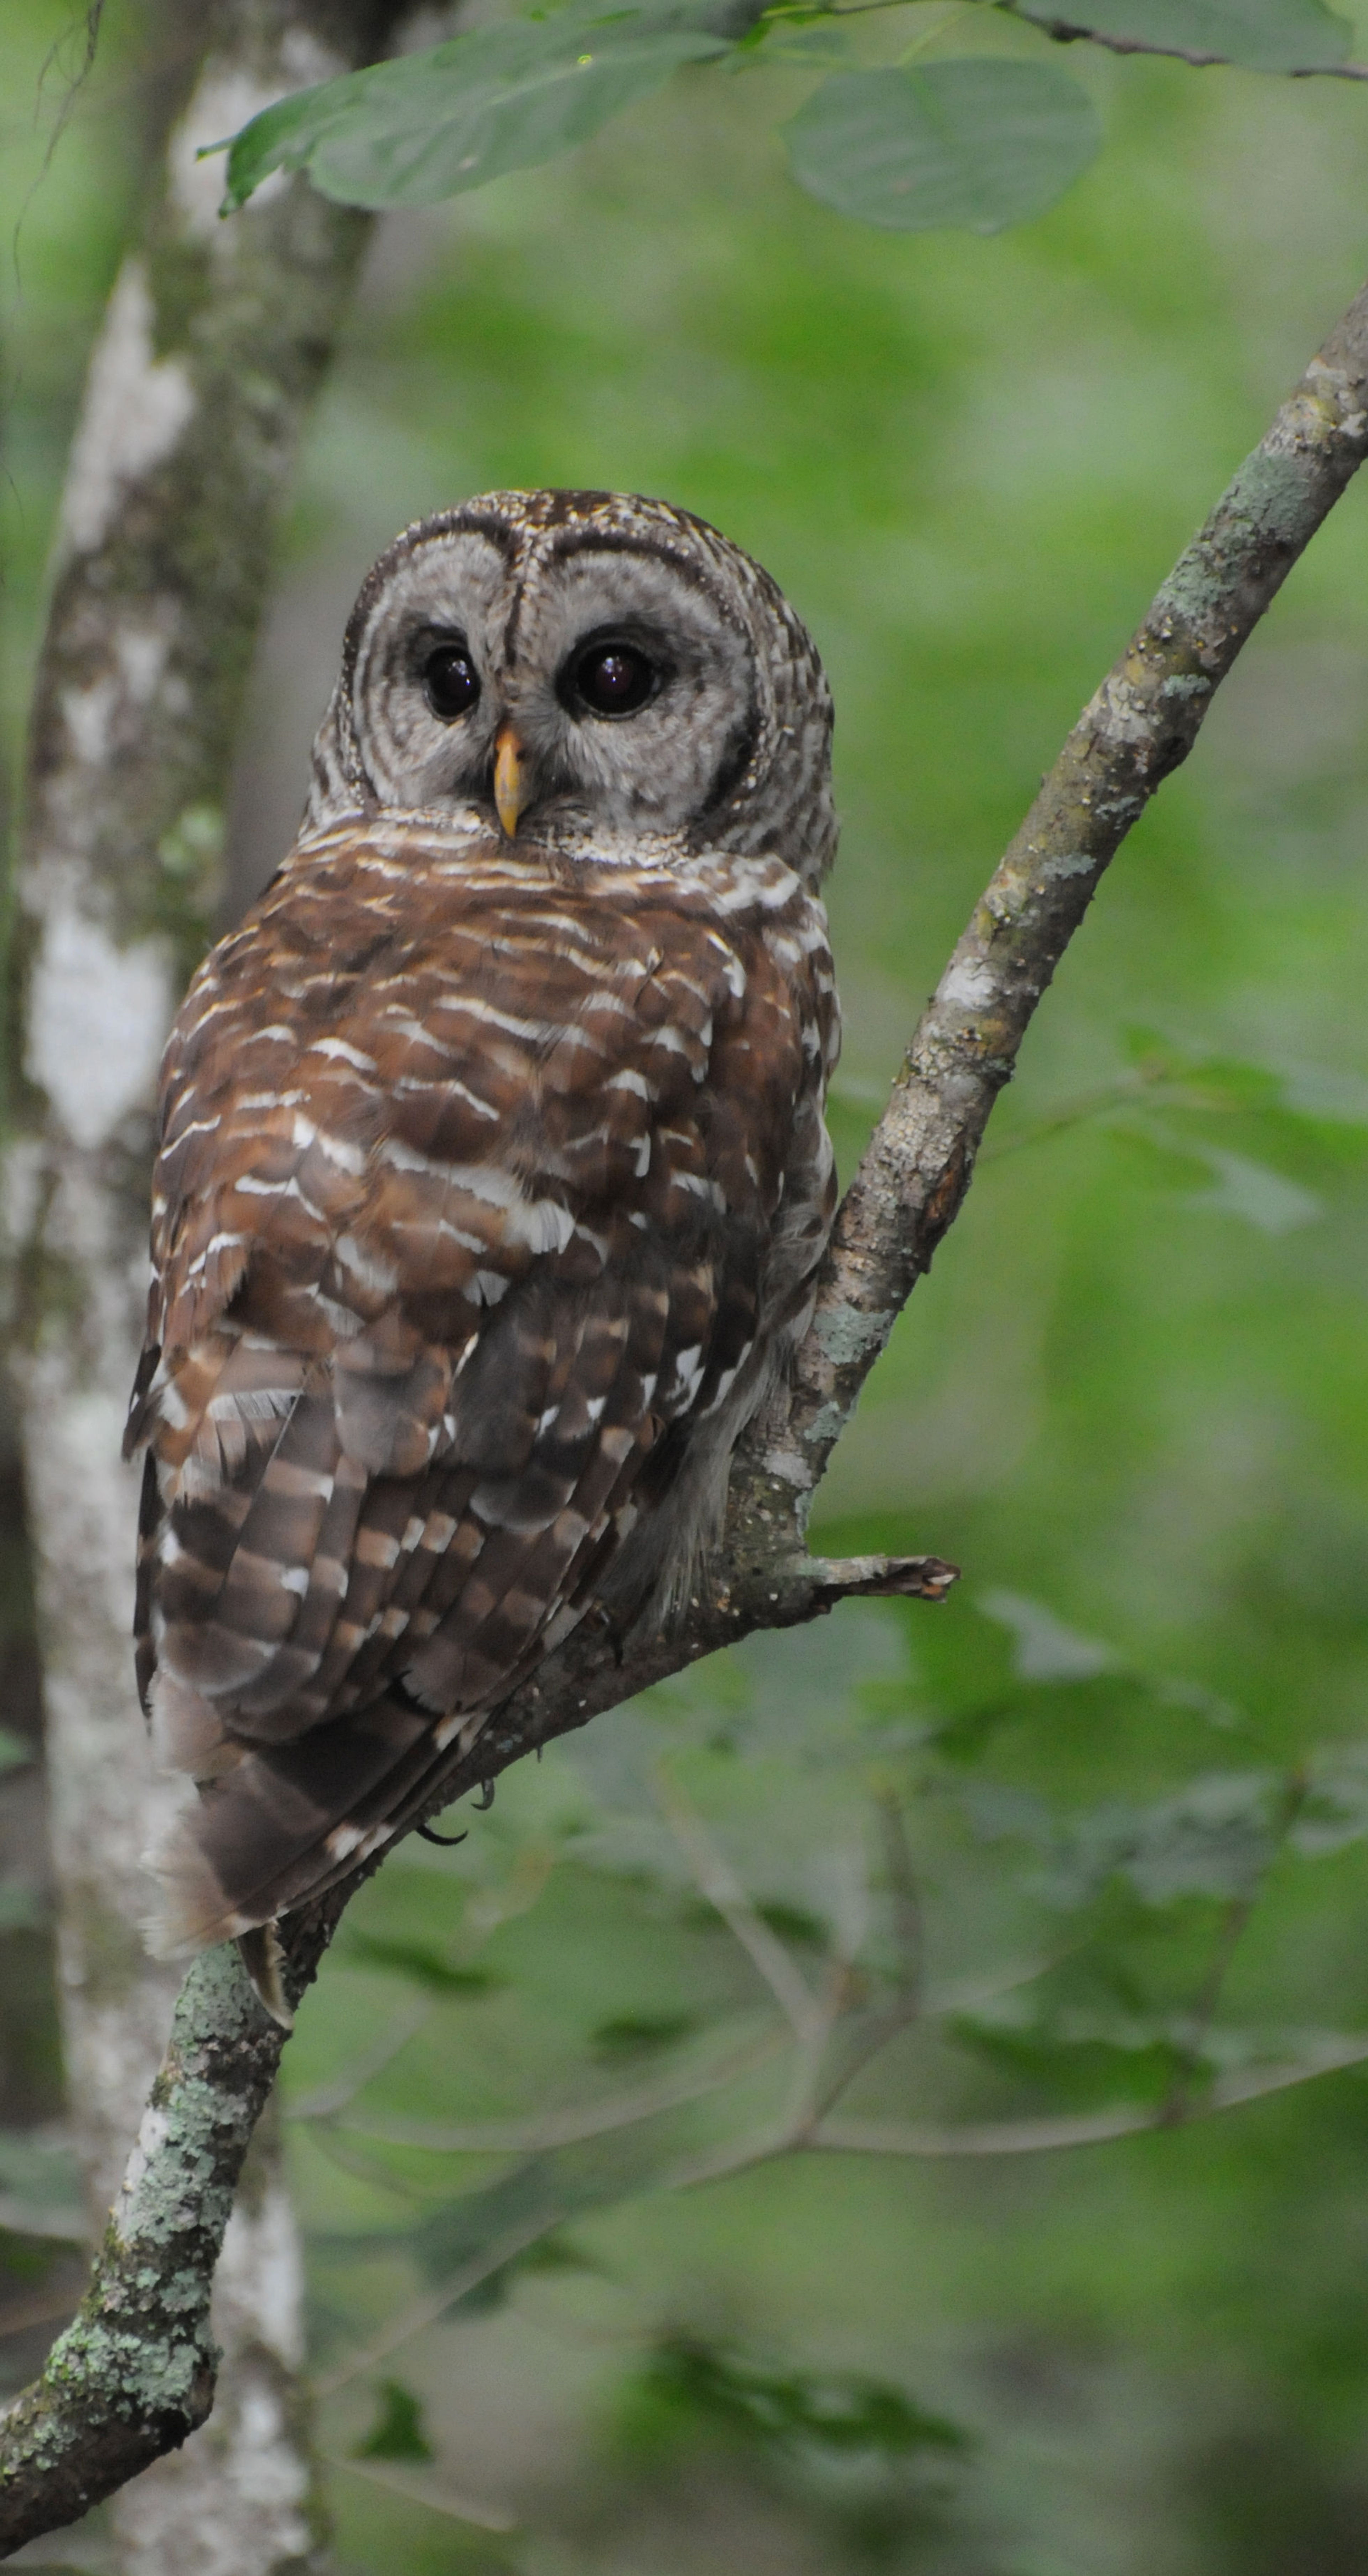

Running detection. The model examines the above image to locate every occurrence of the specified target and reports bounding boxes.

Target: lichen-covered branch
[5,263,1368,2559]
[0,1949,286,2547]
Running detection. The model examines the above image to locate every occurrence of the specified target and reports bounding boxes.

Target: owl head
[305,489,837,885]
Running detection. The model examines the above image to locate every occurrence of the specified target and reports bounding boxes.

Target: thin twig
[656,1770,823,2045]
[777,1802,929,2141]
[321,2024,789,2155]
[777,1895,866,2140]
[876,1790,924,2012]
[289,2004,432,2123]
[311,2214,555,2400]
[976,1067,1195,1162]
[297,2028,1368,2398]
[12,1,106,279]
[1159,1769,1310,2122]
[823,0,1368,77]
[808,2032,1368,2155]
[325,2454,517,2532]
[671,1858,916,2182]
[1024,6,1368,76]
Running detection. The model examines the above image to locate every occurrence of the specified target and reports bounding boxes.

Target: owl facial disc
[307,488,838,885]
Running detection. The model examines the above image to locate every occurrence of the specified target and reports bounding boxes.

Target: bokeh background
[7,2,1368,2567]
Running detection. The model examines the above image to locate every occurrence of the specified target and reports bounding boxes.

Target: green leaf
[950,2007,1190,2103]
[407,2100,731,2290]
[1291,1754,1368,1856]
[1181,1143,1323,1234]
[979,1589,1117,1682]
[1120,1026,1284,1110]
[620,2336,970,2462]
[1015,0,1351,72]
[340,1930,499,1992]
[1120,1028,1368,1134]
[754,1899,828,1946]
[444,2227,599,2314]
[353,2378,435,2463]
[783,60,1101,235]
[219,0,750,213]
[1065,1777,1280,1907]
[963,1771,1282,1907]
[1109,1121,1326,1233]
[0,1727,31,1775]
[591,2009,700,2057]
[736,16,857,66]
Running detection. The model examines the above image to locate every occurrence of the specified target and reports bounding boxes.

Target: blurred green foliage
[353,2376,437,2461]
[8,1,1368,2570]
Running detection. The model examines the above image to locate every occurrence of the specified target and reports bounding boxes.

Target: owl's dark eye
[572,639,657,719]
[423,641,480,721]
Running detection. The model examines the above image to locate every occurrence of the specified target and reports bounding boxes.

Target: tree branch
[5,257,1368,2560]
[808,2030,1368,2155]
[0,1949,285,2545]
[1025,7,1368,77]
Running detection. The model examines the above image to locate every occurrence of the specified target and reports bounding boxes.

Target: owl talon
[584,1600,627,1666]
[236,1923,293,2030]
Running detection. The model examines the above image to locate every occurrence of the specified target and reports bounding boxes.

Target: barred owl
[126,489,840,2012]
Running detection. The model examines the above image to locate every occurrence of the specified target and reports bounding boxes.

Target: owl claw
[583,1600,627,1666]
[236,1923,293,2029]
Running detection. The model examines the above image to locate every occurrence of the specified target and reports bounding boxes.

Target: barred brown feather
[126,490,840,1970]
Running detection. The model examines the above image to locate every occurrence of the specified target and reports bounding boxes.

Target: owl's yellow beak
[493,724,526,840]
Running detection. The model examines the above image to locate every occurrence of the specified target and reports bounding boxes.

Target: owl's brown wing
[128,819,836,1952]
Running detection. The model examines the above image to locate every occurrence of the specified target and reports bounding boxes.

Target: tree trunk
[9,2,411,2565]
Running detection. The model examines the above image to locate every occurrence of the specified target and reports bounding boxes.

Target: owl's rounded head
[305,489,837,883]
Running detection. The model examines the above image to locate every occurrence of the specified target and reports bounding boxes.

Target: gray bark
[4,2,412,2567]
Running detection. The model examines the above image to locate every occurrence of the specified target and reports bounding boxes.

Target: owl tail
[141,1687,492,2006]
